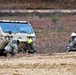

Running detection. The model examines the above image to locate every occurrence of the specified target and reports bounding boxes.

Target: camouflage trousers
[5,43,18,55]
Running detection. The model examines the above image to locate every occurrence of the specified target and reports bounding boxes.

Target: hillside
[0,0,76,9]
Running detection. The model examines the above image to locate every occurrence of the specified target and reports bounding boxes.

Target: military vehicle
[0,20,36,53]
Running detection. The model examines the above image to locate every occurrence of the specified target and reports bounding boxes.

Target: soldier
[17,37,23,53]
[27,37,37,53]
[4,40,18,56]
[4,37,22,56]
[67,32,76,52]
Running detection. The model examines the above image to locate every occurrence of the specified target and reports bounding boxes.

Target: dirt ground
[0,52,76,75]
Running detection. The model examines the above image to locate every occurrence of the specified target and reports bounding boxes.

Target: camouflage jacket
[69,38,76,47]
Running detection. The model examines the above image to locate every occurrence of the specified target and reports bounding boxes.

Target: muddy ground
[0,14,76,75]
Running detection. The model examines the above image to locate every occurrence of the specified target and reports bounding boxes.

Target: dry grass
[0,1,76,9]
[0,2,59,9]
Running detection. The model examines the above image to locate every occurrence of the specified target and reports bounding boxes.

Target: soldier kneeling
[4,40,18,56]
[27,37,37,53]
[66,32,76,52]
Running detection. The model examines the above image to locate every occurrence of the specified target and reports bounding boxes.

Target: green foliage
[52,16,59,23]
[68,39,72,43]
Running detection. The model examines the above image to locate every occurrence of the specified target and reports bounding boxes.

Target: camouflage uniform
[5,40,18,56]
[67,38,76,51]
[27,37,37,53]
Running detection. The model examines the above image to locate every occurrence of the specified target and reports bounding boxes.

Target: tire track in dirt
[0,52,76,75]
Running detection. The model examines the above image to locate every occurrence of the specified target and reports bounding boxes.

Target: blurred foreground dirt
[0,52,76,75]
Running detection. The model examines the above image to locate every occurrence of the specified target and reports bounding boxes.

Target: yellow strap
[18,39,22,42]
[28,39,33,44]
